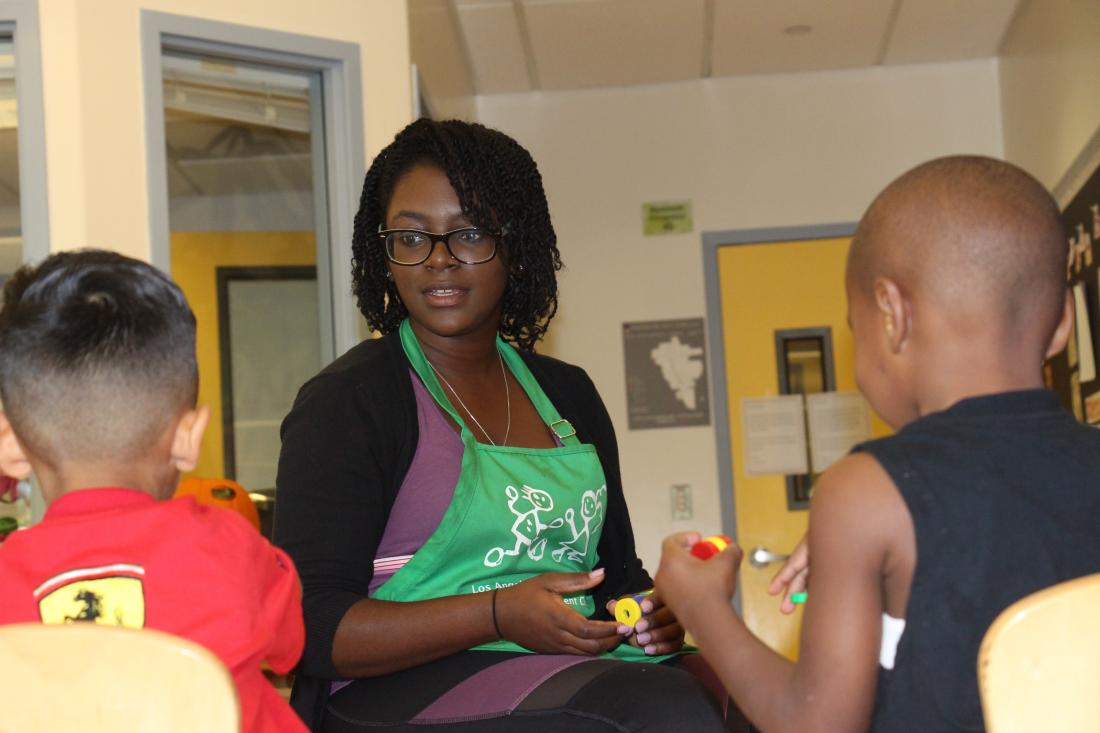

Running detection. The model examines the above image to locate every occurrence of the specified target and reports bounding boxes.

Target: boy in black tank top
[654,155,1100,732]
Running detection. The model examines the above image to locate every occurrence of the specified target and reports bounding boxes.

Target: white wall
[477,59,1004,571]
[36,0,411,261]
[999,0,1100,194]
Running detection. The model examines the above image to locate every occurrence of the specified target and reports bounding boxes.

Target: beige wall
[1000,0,1100,193]
[477,59,1004,570]
[36,0,412,260]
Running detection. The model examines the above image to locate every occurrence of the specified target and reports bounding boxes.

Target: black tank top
[855,390,1100,732]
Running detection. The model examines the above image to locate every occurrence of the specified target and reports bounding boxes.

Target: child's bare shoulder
[810,452,912,557]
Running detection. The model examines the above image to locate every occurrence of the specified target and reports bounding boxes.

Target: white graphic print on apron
[552,486,606,563]
[484,484,608,568]
[484,485,565,567]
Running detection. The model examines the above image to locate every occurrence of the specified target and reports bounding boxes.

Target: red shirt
[0,488,307,733]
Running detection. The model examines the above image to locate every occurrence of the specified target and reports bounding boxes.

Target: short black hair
[0,249,198,465]
[848,155,1066,335]
[351,119,562,351]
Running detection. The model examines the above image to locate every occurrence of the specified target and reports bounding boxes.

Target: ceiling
[410,0,1023,103]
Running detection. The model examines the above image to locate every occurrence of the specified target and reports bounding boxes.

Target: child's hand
[654,532,742,632]
[606,591,686,656]
[767,534,809,615]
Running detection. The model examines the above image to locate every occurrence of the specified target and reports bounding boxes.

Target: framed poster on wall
[1047,146,1100,423]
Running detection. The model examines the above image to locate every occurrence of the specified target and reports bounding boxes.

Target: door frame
[140,11,365,361]
[215,264,317,482]
[701,223,856,554]
[0,0,49,265]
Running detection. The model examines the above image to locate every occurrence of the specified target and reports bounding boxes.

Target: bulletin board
[1046,159,1100,424]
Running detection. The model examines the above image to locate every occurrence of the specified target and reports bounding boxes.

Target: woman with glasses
[275,119,744,732]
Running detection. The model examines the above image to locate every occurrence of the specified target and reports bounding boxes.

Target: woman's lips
[423,286,468,307]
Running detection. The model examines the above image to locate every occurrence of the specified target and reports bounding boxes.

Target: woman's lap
[322,651,749,732]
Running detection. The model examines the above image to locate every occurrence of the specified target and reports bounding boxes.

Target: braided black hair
[351,119,562,351]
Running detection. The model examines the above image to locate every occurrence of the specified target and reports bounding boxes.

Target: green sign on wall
[642,201,693,235]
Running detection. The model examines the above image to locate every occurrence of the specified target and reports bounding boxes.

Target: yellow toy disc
[615,597,644,627]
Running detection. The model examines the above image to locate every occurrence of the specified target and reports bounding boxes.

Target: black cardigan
[274,331,651,681]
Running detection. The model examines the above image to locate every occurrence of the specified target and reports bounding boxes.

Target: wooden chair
[0,622,239,732]
[977,572,1100,732]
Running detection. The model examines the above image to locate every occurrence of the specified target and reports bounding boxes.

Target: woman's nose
[424,238,456,269]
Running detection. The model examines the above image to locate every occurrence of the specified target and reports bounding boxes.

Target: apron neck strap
[400,320,466,429]
[399,320,581,446]
[496,338,580,446]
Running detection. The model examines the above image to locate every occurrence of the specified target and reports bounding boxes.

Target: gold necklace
[426,349,511,446]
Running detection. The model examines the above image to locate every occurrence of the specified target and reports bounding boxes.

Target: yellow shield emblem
[35,565,146,628]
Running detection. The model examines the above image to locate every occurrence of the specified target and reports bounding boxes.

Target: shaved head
[848,156,1066,337]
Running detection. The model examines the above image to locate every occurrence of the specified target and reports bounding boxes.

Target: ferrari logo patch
[34,564,146,628]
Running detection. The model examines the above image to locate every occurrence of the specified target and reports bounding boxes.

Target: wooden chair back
[0,622,239,732]
[978,573,1100,732]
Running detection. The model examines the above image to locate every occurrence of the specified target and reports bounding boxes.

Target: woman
[275,119,743,731]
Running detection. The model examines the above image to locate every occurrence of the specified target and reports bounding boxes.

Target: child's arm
[657,452,912,733]
[258,542,306,675]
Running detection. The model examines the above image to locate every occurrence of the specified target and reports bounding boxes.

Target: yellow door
[710,232,889,659]
[171,232,317,480]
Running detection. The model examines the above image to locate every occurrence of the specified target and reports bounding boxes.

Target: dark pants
[316,652,751,732]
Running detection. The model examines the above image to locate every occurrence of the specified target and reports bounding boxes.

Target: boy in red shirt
[0,250,307,733]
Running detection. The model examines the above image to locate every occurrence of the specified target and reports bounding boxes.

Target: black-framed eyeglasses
[378,227,499,266]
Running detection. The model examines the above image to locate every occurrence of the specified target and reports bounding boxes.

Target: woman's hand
[607,591,686,656]
[496,569,623,656]
[767,534,809,615]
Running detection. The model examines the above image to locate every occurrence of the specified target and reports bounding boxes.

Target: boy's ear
[873,277,910,354]
[1044,289,1075,359]
[170,405,210,473]
[0,411,33,480]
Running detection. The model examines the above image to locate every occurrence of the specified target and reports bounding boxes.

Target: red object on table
[690,534,733,560]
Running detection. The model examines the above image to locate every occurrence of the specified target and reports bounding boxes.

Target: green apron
[373,320,665,661]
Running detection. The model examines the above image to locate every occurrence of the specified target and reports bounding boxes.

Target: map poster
[623,318,710,430]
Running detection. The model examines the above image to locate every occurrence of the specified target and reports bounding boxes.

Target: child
[0,250,307,733]
[656,156,1100,732]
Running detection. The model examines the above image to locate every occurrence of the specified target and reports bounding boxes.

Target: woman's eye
[455,230,484,244]
[399,232,428,247]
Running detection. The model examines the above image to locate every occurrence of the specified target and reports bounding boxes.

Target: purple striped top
[368,370,463,594]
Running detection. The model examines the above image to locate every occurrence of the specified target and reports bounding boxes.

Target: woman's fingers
[634,603,674,633]
[628,601,685,654]
[498,572,629,655]
[558,616,622,654]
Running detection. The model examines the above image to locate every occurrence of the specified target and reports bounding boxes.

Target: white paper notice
[741,395,808,476]
[1075,283,1096,383]
[806,392,872,473]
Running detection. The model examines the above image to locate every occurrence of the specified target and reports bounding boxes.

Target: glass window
[0,36,20,288]
[775,328,836,509]
[161,50,334,533]
[0,32,32,536]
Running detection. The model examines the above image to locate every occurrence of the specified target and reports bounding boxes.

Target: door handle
[748,546,789,568]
